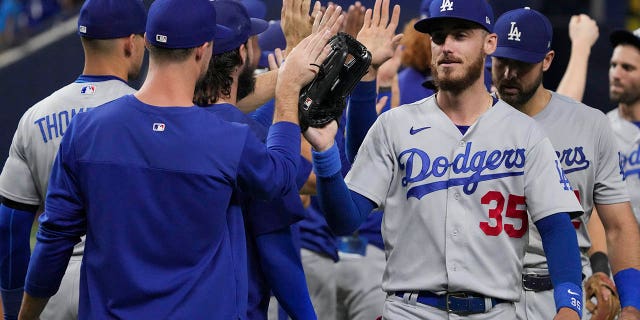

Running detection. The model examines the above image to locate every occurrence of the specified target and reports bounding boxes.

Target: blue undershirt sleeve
[535,212,583,316]
[256,227,317,320]
[312,143,375,235]
[346,81,378,164]
[0,201,37,320]
[237,122,300,201]
[248,99,275,129]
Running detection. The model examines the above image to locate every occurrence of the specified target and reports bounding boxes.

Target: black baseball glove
[298,32,372,132]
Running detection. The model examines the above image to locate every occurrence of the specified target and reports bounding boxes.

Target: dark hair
[146,41,196,63]
[194,48,242,106]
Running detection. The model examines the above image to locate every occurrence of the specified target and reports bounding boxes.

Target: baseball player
[0,1,146,319]
[303,0,586,319]
[491,7,640,320]
[608,27,640,225]
[16,0,332,317]
[193,1,335,318]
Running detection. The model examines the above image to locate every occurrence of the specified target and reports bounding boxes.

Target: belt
[522,274,553,292]
[394,291,507,315]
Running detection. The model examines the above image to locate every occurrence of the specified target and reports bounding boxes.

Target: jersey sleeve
[25,118,86,298]
[345,114,395,207]
[0,111,41,205]
[245,189,306,236]
[593,115,630,204]
[524,132,584,222]
[236,121,300,202]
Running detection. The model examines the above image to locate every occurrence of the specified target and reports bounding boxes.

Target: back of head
[492,7,552,63]
[401,18,432,73]
[78,0,146,40]
[414,0,494,34]
[211,0,268,55]
[145,0,232,61]
[610,28,640,52]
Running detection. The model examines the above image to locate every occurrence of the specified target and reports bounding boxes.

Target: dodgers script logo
[398,142,526,199]
[619,144,640,179]
[555,147,590,174]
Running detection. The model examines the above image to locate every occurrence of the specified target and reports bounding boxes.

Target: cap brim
[492,46,545,64]
[215,24,234,41]
[414,16,489,34]
[610,29,640,50]
[250,18,269,36]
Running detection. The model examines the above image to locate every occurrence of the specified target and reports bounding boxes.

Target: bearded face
[431,50,485,94]
[609,45,640,106]
[237,55,256,101]
[492,58,543,109]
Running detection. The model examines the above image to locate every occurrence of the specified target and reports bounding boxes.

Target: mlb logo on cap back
[414,0,494,34]
[493,7,553,64]
[77,0,147,39]
[146,0,233,49]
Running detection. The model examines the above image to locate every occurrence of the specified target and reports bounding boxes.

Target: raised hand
[281,0,317,52]
[568,14,599,51]
[357,0,402,69]
[311,4,343,35]
[267,48,286,71]
[343,1,366,38]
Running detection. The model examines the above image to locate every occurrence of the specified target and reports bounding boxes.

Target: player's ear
[123,34,136,58]
[542,50,555,72]
[239,44,248,66]
[194,41,211,62]
[484,32,497,55]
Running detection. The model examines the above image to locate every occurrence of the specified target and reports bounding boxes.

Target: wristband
[614,268,640,309]
[312,142,341,177]
[589,251,610,276]
[378,86,392,94]
[554,282,583,318]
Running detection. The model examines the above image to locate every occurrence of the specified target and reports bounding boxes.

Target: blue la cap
[77,0,147,39]
[493,7,552,63]
[212,0,268,54]
[146,0,233,49]
[257,20,286,68]
[240,0,267,20]
[610,28,640,51]
[414,0,494,34]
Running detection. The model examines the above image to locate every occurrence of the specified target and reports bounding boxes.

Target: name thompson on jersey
[33,107,93,143]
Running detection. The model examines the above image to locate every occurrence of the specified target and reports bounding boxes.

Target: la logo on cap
[440,0,453,12]
[508,22,521,41]
[156,34,168,43]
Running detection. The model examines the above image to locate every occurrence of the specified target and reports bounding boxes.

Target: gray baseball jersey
[607,107,640,223]
[345,95,583,301]
[523,93,630,273]
[0,76,135,256]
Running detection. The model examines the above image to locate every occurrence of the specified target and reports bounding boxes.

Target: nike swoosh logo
[409,126,431,135]
[567,289,579,296]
